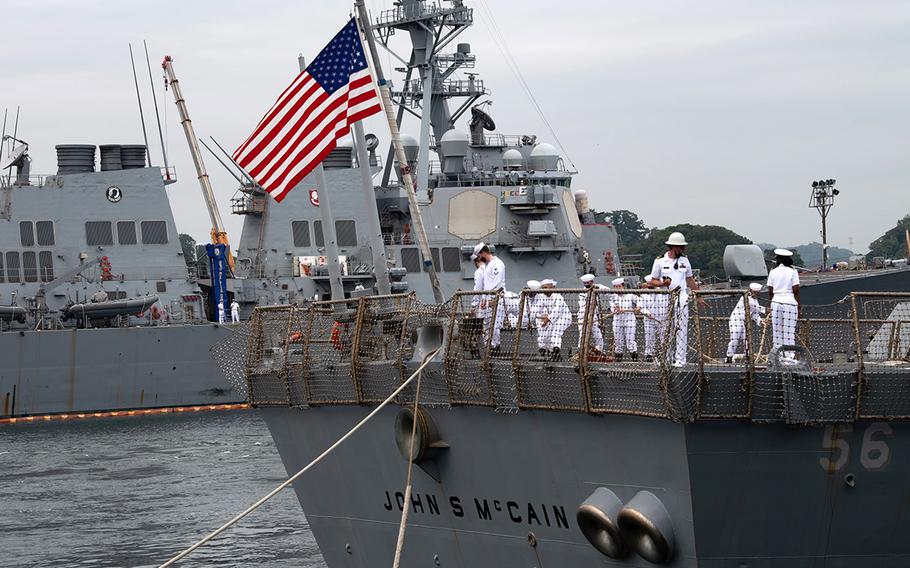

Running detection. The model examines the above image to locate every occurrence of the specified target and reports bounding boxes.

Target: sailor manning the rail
[503,291,520,328]
[766,249,801,355]
[536,279,571,360]
[474,242,506,354]
[577,274,605,352]
[217,301,226,325]
[725,282,765,362]
[648,232,705,366]
[230,300,240,324]
[610,277,639,361]
[523,280,542,328]
[470,252,486,314]
[638,280,662,362]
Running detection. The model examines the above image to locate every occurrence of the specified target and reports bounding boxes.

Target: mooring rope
[391,349,424,567]
[158,348,441,568]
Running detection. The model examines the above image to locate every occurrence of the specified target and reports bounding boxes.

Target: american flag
[233,18,382,202]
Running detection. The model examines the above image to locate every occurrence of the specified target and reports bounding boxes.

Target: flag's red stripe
[255,91,345,183]
[270,141,339,203]
[234,73,314,161]
[266,106,347,190]
[240,80,324,172]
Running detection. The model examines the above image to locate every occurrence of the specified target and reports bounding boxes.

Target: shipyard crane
[161,55,234,273]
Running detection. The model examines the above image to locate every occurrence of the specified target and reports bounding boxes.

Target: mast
[354,0,444,303]
[161,55,234,273]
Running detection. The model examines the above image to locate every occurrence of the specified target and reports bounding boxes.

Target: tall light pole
[809,178,839,270]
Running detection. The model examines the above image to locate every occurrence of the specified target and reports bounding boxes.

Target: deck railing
[235,289,910,424]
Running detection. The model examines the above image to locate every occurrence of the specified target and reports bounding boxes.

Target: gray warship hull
[262,404,910,567]
[0,323,239,418]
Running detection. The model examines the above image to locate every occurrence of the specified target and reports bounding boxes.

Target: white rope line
[392,351,423,567]
[158,348,441,568]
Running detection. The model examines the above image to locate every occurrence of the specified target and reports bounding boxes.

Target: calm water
[0,410,326,568]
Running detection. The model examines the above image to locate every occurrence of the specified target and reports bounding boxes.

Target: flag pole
[353,1,445,304]
[351,120,392,295]
[299,54,345,301]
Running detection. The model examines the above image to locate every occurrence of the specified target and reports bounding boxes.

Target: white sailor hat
[541,278,556,287]
[470,253,478,261]
[504,291,518,298]
[749,282,763,292]
[774,248,793,257]
[580,274,595,283]
[526,279,541,290]
[472,242,486,256]
[611,277,625,286]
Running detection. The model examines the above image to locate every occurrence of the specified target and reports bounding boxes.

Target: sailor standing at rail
[639,280,661,362]
[230,299,240,324]
[648,232,704,366]
[523,280,542,328]
[766,249,801,355]
[470,252,486,315]
[536,279,571,360]
[474,242,506,354]
[503,291,520,328]
[610,277,639,361]
[577,274,605,352]
[725,283,765,363]
[217,301,226,325]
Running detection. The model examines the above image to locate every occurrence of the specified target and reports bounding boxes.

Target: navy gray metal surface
[0,145,243,417]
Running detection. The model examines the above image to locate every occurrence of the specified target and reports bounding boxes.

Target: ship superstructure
[0,143,239,417]
[229,0,619,308]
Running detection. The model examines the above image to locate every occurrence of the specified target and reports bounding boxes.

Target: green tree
[179,233,197,267]
[867,215,910,259]
[590,209,650,249]
[625,224,752,279]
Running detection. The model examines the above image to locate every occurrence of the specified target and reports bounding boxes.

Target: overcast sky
[4,0,908,252]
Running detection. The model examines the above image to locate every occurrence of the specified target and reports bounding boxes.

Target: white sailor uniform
[767,265,800,350]
[649,253,693,366]
[577,289,605,352]
[610,291,639,356]
[482,256,506,348]
[725,294,765,357]
[536,292,571,351]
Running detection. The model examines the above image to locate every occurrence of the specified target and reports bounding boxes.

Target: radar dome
[529,143,560,171]
[502,148,523,170]
[440,129,470,156]
[400,134,419,162]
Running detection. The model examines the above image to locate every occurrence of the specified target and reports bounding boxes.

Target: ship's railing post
[442,290,462,403]
[511,290,528,405]
[279,305,296,406]
[578,286,596,412]
[394,293,417,386]
[349,297,369,405]
[660,289,679,418]
[743,289,757,419]
[299,305,317,405]
[851,292,866,421]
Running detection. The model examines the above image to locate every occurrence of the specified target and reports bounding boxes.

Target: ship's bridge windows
[22,252,38,283]
[19,221,35,247]
[117,221,137,245]
[336,220,357,247]
[400,247,420,273]
[441,247,461,272]
[86,221,114,246]
[312,220,358,248]
[141,221,168,245]
[291,221,311,247]
[5,252,20,283]
[36,221,55,246]
[38,251,53,282]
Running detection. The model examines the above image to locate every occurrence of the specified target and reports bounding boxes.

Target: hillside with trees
[867,214,910,260]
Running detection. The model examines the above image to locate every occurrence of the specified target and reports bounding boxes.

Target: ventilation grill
[117,221,137,245]
[141,221,168,244]
[292,221,311,247]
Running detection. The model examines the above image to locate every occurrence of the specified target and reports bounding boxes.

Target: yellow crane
[161,55,234,273]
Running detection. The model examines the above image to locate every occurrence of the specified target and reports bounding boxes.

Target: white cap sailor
[749,282,763,292]
[526,279,541,290]
[774,248,793,257]
[611,277,625,288]
[473,241,487,256]
[580,274,596,287]
[541,278,557,288]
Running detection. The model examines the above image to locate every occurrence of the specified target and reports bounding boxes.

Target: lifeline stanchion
[158,348,441,568]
